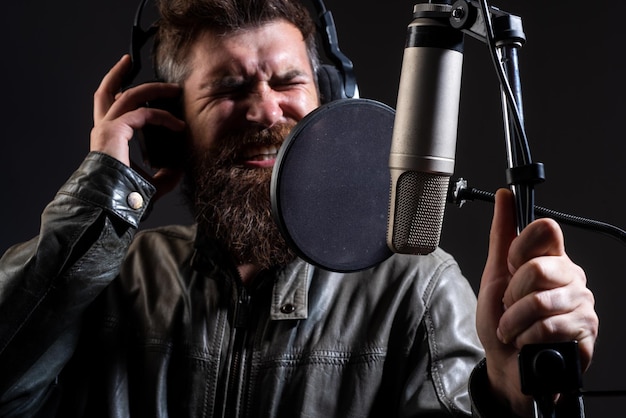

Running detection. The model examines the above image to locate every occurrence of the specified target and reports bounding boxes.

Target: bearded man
[0,0,597,417]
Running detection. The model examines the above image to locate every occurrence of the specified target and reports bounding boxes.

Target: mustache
[213,123,295,166]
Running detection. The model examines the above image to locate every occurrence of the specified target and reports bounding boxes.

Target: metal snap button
[127,191,144,210]
[280,303,296,314]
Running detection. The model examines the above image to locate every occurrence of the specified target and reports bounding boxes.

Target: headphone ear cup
[138,96,186,168]
[316,64,346,103]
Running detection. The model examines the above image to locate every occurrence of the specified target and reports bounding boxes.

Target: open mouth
[237,144,280,168]
[243,145,279,161]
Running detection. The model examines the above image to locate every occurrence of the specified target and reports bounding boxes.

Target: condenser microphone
[387,2,464,255]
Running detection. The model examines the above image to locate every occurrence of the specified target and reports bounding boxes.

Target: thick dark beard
[182,124,296,270]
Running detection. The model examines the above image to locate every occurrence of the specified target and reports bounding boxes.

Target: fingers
[498,268,594,345]
[508,217,566,272]
[501,299,597,347]
[498,253,597,366]
[103,82,183,122]
[494,207,599,371]
[93,55,132,123]
[499,288,598,371]
[93,54,182,127]
[90,55,184,167]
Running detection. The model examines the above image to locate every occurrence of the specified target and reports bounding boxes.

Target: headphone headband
[122,0,357,99]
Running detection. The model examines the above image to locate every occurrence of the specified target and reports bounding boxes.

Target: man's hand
[90,54,185,199]
[476,188,598,416]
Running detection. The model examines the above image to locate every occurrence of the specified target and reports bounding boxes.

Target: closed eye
[269,69,312,91]
[210,78,250,99]
[207,69,312,99]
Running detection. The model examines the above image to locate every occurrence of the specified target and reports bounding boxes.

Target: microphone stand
[446,1,584,416]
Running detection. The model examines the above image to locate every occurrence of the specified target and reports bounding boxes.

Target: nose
[246,87,283,128]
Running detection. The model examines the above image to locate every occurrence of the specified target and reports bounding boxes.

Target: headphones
[307,0,358,101]
[123,0,358,167]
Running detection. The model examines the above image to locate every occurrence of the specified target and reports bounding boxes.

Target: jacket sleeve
[0,152,155,414]
[401,252,484,417]
[469,359,585,418]
[398,250,532,417]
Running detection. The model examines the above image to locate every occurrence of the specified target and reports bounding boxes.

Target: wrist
[485,356,534,417]
[470,358,535,418]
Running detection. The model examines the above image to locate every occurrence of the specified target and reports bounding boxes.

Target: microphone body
[387,4,464,255]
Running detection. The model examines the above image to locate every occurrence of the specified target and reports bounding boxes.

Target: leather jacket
[0,152,507,417]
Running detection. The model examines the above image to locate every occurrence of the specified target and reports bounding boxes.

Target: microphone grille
[390,171,449,255]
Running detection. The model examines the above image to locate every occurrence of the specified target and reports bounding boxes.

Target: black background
[1,1,625,415]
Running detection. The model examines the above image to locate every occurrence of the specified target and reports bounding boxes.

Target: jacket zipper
[221,283,251,417]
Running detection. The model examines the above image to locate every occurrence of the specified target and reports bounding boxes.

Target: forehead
[188,20,313,78]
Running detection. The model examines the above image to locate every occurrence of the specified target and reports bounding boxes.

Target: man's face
[182,20,320,158]
[180,20,320,269]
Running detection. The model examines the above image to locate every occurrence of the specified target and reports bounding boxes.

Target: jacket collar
[270,259,312,321]
[191,229,312,321]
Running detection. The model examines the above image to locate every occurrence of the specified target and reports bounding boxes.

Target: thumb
[477,188,518,345]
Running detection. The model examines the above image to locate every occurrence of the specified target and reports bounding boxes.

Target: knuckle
[573,263,587,284]
[93,88,107,101]
[582,310,599,338]
[524,258,548,283]
[535,317,559,341]
[530,289,557,313]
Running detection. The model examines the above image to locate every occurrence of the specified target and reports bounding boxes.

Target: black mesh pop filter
[270,99,395,272]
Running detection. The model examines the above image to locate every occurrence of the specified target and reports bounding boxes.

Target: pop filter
[271,98,395,272]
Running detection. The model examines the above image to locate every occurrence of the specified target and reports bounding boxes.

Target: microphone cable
[448,178,626,245]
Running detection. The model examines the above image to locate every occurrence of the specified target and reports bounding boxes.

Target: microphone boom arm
[449,0,539,232]
[427,1,584,416]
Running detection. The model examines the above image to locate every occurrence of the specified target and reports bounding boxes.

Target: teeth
[243,145,279,159]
